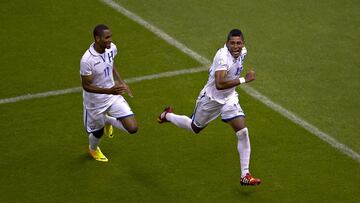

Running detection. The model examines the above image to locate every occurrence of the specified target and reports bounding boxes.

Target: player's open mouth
[232,50,240,56]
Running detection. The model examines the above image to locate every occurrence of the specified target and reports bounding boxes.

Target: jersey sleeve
[80,60,92,76]
[213,50,228,72]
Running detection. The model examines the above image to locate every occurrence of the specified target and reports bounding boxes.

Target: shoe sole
[240,181,261,186]
[157,115,168,123]
[158,107,173,123]
[89,154,109,162]
[95,158,108,162]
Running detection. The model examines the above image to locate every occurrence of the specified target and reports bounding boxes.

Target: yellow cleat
[104,124,113,138]
[89,146,108,162]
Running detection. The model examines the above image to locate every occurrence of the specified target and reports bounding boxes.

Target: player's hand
[245,70,256,83]
[122,83,134,97]
[111,84,133,97]
[109,84,123,95]
[124,84,134,98]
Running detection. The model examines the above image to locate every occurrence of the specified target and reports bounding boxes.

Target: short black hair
[227,29,244,41]
[93,24,109,38]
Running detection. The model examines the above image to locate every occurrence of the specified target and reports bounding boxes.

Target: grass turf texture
[0,0,200,99]
[1,74,359,202]
[0,0,360,202]
[115,0,360,154]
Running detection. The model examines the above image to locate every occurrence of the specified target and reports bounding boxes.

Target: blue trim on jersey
[85,110,90,134]
[116,113,134,120]
[191,93,205,124]
[191,103,200,123]
[221,115,245,122]
[88,49,96,57]
[190,103,207,128]
[190,113,194,119]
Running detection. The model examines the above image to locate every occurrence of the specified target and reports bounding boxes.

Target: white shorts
[83,95,134,133]
[191,94,245,128]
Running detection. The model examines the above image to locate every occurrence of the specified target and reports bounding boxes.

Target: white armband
[239,77,246,84]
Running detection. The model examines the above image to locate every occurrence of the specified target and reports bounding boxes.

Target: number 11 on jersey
[104,67,110,77]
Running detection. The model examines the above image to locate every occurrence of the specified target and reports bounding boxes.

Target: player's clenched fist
[245,70,255,83]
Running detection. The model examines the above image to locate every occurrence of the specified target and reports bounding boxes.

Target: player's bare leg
[119,116,138,134]
[105,115,138,134]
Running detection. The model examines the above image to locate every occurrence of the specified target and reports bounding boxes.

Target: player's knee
[192,128,202,134]
[92,128,104,138]
[191,123,203,134]
[127,126,138,134]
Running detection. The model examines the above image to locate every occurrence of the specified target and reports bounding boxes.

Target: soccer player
[80,24,138,162]
[158,29,261,185]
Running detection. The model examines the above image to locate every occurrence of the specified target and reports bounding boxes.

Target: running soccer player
[80,24,138,162]
[158,29,261,185]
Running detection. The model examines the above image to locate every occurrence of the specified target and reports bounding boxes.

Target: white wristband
[239,77,246,84]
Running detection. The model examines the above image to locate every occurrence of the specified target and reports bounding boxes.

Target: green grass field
[0,0,359,202]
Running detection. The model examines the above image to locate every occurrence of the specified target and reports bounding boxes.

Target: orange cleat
[240,173,261,186]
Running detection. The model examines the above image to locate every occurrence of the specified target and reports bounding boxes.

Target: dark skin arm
[112,64,133,97]
[81,74,123,95]
[81,64,133,96]
[215,69,256,90]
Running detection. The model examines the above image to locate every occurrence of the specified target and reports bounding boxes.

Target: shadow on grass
[234,185,261,197]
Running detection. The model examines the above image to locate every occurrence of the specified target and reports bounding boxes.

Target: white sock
[166,113,194,133]
[89,133,101,151]
[236,127,251,177]
[105,115,128,133]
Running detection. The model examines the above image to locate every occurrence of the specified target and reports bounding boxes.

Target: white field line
[241,87,360,163]
[0,0,358,164]
[100,0,360,163]
[100,0,210,66]
[0,66,207,105]
[0,87,82,104]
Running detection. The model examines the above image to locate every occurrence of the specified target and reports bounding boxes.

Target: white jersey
[80,42,119,110]
[199,44,247,104]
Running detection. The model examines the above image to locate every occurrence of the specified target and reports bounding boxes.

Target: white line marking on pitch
[100,0,360,163]
[0,0,358,164]
[0,66,207,104]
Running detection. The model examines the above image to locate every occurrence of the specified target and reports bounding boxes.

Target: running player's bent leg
[190,99,221,133]
[166,113,195,133]
[106,115,138,134]
[107,96,137,134]
[119,116,138,134]
[105,115,138,134]
[222,99,251,177]
[105,115,127,132]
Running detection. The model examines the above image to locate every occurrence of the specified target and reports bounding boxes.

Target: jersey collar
[88,43,102,56]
